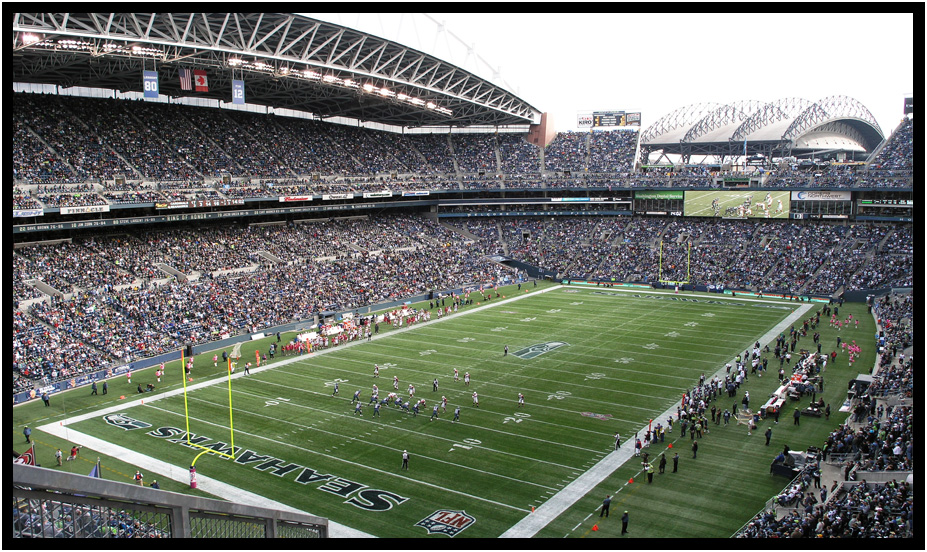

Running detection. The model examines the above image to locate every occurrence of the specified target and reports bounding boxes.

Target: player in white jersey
[393,375,399,390]
[472,392,479,407]
[408,384,415,397]
[454,368,459,382]
[517,393,525,407]
[441,396,448,413]
[464,372,470,386]
[374,364,379,378]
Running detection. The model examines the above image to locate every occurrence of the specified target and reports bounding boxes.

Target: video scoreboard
[578,111,641,128]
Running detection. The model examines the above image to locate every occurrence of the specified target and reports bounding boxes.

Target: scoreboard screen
[593,111,623,127]
[684,190,790,219]
[584,111,642,128]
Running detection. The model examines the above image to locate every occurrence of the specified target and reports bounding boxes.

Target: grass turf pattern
[17,283,870,538]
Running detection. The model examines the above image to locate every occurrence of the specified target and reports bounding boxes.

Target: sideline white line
[499,297,813,538]
[36,284,561,538]
[36,423,372,538]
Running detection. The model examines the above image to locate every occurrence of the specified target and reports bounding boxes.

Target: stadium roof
[640,96,884,158]
[11,12,542,129]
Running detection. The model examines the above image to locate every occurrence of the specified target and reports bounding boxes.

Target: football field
[31,283,865,538]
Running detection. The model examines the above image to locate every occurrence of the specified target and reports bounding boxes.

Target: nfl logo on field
[414,510,475,537]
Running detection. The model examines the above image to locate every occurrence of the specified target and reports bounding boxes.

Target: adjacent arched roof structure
[11,12,541,128]
[641,96,884,158]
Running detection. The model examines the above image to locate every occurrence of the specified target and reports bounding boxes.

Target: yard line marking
[158,395,566,490]
[143,402,535,510]
[188,391,576,474]
[231,377,604,455]
[31,288,566,538]
[499,301,814,538]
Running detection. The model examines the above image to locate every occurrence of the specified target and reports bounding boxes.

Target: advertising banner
[14,209,43,218]
[635,190,684,200]
[791,191,851,201]
[60,205,110,215]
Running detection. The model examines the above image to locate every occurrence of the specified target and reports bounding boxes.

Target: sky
[306,12,914,137]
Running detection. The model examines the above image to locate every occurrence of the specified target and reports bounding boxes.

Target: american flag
[179,68,192,91]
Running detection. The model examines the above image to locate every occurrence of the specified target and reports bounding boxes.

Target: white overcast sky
[306,11,913,137]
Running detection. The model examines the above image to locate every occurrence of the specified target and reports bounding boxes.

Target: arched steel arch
[681,100,764,143]
[729,97,813,142]
[640,102,722,144]
[11,12,541,128]
[783,95,883,148]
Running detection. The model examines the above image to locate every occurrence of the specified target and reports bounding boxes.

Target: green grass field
[14,282,871,538]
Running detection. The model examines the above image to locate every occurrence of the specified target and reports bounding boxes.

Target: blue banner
[143,71,159,99]
[13,363,134,405]
[232,79,245,105]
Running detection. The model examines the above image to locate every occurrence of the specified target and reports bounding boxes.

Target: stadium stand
[587,129,638,173]
[735,290,913,538]
[10,12,914,542]
[13,93,913,191]
[12,216,912,387]
[543,131,588,172]
[11,95,912,438]
[453,133,499,173]
[498,133,542,176]
[868,118,913,174]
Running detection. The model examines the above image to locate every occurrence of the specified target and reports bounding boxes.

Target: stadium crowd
[13,213,912,397]
[12,93,913,197]
[13,500,169,538]
[736,289,914,538]
[738,478,913,538]
[12,216,522,391]
[868,118,913,174]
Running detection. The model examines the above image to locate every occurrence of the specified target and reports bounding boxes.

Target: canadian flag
[194,70,208,92]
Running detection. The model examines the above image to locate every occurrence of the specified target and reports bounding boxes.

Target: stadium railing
[12,464,327,538]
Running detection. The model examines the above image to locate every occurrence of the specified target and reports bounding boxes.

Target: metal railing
[731,468,806,538]
[12,464,327,538]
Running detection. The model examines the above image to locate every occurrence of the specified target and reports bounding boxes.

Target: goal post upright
[687,240,691,284]
[179,348,237,466]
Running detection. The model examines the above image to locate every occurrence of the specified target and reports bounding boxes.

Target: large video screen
[684,190,790,219]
